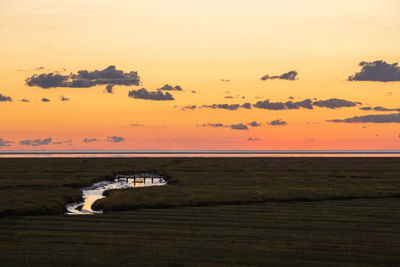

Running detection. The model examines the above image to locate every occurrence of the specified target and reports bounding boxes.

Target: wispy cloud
[83,138,99,143]
[106,136,125,143]
[329,113,400,123]
[60,95,69,101]
[247,137,261,141]
[0,138,12,147]
[19,138,52,146]
[52,139,72,145]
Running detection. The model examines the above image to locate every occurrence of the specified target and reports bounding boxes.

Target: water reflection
[65,175,166,215]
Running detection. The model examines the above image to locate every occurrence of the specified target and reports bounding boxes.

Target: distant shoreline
[1,150,400,155]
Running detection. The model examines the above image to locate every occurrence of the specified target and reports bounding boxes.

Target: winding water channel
[65,175,166,215]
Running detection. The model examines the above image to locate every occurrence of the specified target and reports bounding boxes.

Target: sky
[1,0,400,150]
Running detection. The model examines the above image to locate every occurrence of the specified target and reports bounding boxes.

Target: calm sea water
[2,153,400,158]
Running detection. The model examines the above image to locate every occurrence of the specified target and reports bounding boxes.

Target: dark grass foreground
[0,158,400,265]
[1,158,400,216]
[0,199,399,266]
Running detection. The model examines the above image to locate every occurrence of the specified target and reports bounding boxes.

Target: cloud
[42,98,50,102]
[200,123,248,130]
[60,95,69,101]
[83,138,99,143]
[105,84,114,94]
[261,71,298,81]
[286,99,313,109]
[191,90,197,94]
[230,123,248,130]
[253,98,357,110]
[128,88,174,101]
[348,60,400,82]
[0,93,12,102]
[313,98,359,109]
[242,102,251,109]
[19,138,52,146]
[0,138,11,147]
[224,96,234,99]
[157,84,182,91]
[329,113,400,123]
[52,139,72,145]
[248,121,261,127]
[201,123,224,128]
[26,65,140,88]
[106,136,125,143]
[201,104,240,110]
[268,119,287,126]
[201,103,252,110]
[360,106,400,112]
[181,105,197,111]
[221,79,231,82]
[248,137,261,141]
[19,99,30,102]
[253,99,311,110]
[385,92,393,97]
[129,124,144,127]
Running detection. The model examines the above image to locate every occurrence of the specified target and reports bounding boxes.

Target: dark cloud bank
[261,71,298,81]
[348,60,400,82]
[185,98,358,111]
[42,98,50,102]
[19,138,52,146]
[329,113,400,123]
[26,65,140,88]
[248,137,261,141]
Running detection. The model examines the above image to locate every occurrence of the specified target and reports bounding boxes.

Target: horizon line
[1,150,400,155]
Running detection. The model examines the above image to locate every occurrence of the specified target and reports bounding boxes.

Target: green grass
[1,199,399,266]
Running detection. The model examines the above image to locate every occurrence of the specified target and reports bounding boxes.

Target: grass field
[1,199,399,266]
[0,157,400,265]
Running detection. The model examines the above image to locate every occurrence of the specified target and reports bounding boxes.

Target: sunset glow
[1,0,400,150]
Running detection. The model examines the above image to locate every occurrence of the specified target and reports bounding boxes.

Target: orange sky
[1,0,400,150]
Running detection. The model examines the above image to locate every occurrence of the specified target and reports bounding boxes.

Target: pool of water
[65,176,166,215]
